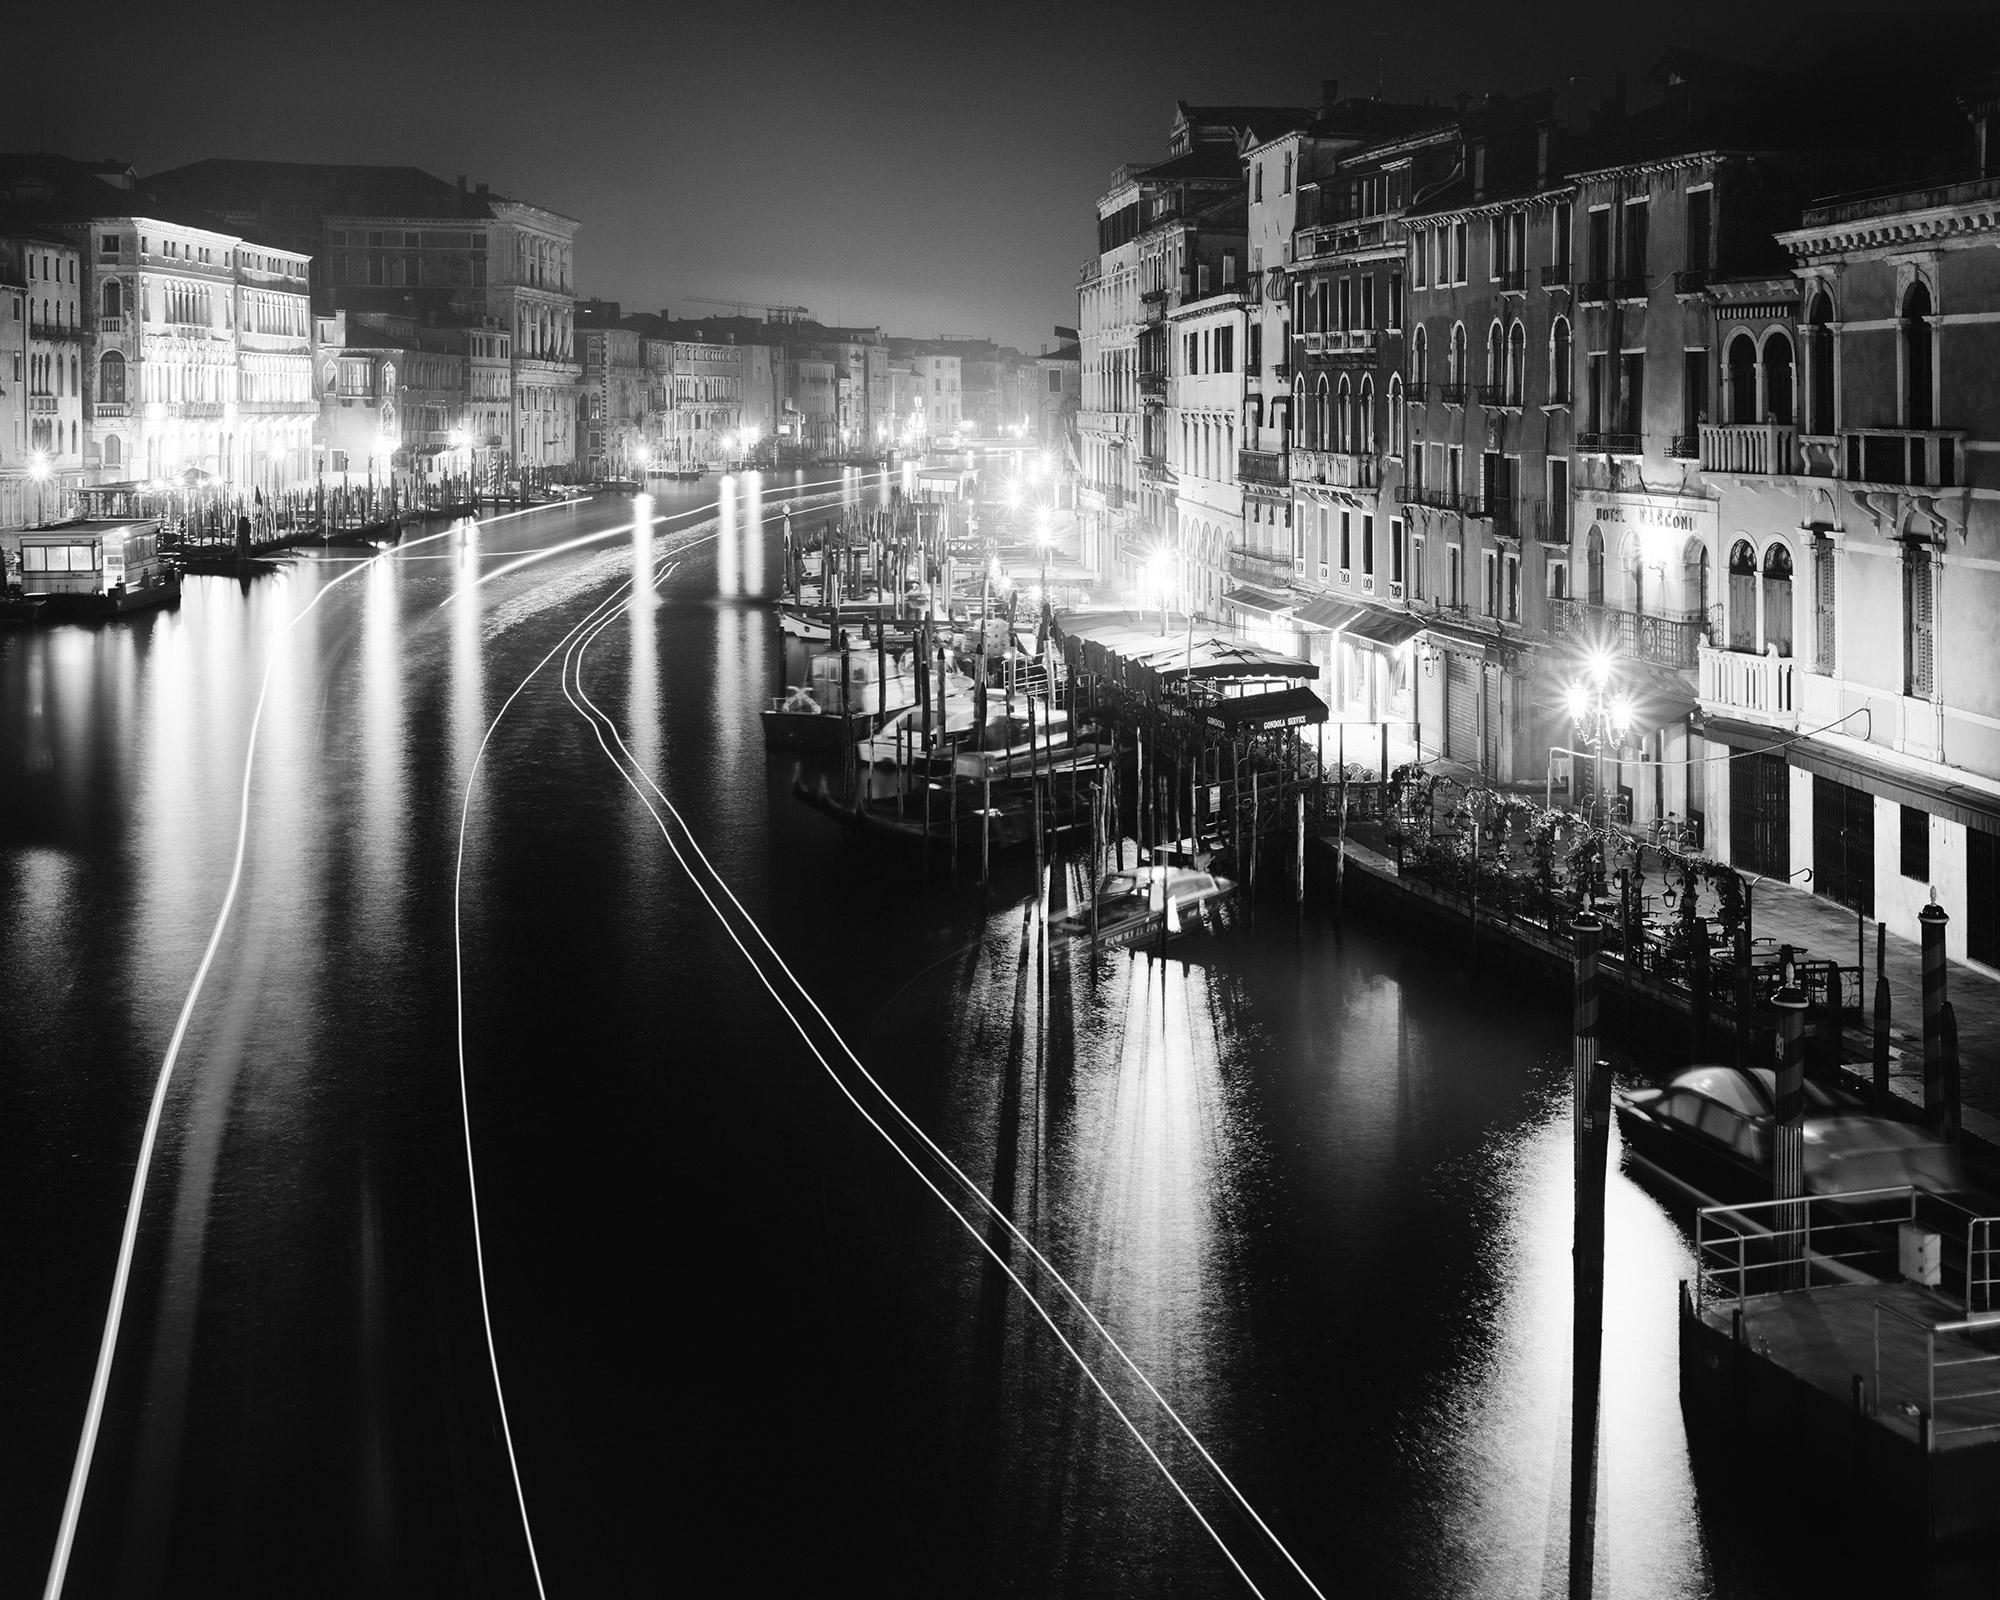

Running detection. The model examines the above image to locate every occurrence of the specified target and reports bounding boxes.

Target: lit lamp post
[1563,648,1632,832]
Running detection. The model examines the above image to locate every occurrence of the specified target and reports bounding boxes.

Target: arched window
[1763,331,1795,426]
[1448,322,1467,384]
[1903,282,1934,429]
[104,434,122,467]
[1336,374,1353,452]
[1727,333,1758,423]
[1585,525,1605,606]
[1806,291,1835,434]
[1762,542,1794,657]
[1411,325,1428,389]
[1291,377,1305,445]
[1388,373,1404,455]
[99,350,125,405]
[1505,321,1526,404]
[1359,374,1375,452]
[1315,375,1331,450]
[1485,320,1504,388]
[1727,539,1758,650]
[1686,541,1713,635]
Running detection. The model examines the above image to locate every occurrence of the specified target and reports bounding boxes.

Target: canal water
[0,475,1977,1597]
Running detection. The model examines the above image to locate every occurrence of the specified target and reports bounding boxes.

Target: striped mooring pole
[1920,901,1951,1136]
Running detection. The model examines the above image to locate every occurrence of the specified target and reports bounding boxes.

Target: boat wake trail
[554,545,1330,1599]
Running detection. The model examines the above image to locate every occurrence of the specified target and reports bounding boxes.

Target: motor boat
[1053,866,1234,948]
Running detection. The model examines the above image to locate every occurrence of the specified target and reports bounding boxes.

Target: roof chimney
[1321,78,1339,112]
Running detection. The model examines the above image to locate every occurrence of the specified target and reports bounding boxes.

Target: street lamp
[1564,647,1632,831]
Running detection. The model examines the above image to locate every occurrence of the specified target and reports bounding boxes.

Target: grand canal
[0,474,1961,1597]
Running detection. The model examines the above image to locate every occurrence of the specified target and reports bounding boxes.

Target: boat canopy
[1051,608,1318,689]
[1203,684,1329,731]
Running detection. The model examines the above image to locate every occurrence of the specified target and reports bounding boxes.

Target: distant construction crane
[682,297,812,324]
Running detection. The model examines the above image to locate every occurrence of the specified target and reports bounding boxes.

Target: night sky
[5,1,1985,351]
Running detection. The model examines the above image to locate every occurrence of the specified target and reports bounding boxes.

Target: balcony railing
[1435,381,1468,406]
[1673,269,1709,296]
[98,315,125,335]
[1497,266,1527,293]
[1575,431,1643,456]
[1292,448,1378,489]
[1237,448,1289,487]
[1700,422,1794,474]
[1550,598,1702,672]
[1576,278,1611,304]
[1229,545,1296,585]
[1300,331,1327,356]
[1699,643,1797,728]
[1834,427,1964,489]
[1543,262,1573,288]
[1272,361,1292,381]
[30,321,86,342]
[29,395,57,414]
[94,402,127,419]
[1476,383,1522,409]
[1401,484,1458,511]
[1138,371,1166,396]
[1613,276,1649,300]
[1668,433,1700,461]
[1532,498,1571,545]
[1460,498,1518,538]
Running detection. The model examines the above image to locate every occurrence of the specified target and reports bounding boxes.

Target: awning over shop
[1625,688,1699,735]
[1341,609,1425,650]
[1203,685,1329,731]
[1295,596,1362,631]
[1701,715,2000,836]
[1224,584,1295,617]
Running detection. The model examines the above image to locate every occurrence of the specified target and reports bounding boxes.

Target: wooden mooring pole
[1921,901,1952,1136]
[1872,921,1892,1108]
[1569,913,1608,1600]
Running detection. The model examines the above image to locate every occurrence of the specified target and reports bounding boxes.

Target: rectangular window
[1683,349,1708,440]
[1448,544,1463,606]
[1388,272,1403,330]
[1391,520,1404,583]
[1453,222,1468,283]
[1360,276,1374,329]
[1687,187,1712,273]
[1588,353,1609,434]
[1902,805,1931,882]
[1483,550,1498,615]
[1362,514,1375,575]
[1413,232,1428,290]
[1553,202,1572,271]
[1413,534,1426,599]
[1338,278,1352,331]
[1623,201,1649,284]
[1217,326,1234,371]
[1489,217,1504,281]
[1248,323,1262,372]
[1620,352,1645,437]
[1319,506,1331,567]
[1587,208,1610,280]
[1549,456,1570,542]
[1446,444,1463,503]
[1905,545,1935,697]
[1815,542,1836,671]
[1340,512,1352,570]
[1505,553,1520,621]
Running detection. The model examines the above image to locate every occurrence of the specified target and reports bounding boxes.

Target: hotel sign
[1576,489,1718,542]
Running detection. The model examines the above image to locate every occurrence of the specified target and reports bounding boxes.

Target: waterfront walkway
[1324,754,2000,1150]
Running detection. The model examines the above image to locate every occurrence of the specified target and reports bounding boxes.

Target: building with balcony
[1032,342,1080,458]
[1688,126,2000,966]
[579,325,649,477]
[1398,95,1570,781]
[312,312,463,483]
[0,229,85,522]
[1168,282,1247,619]
[145,161,581,474]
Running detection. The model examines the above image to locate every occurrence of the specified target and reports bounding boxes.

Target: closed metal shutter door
[1729,749,1790,877]
[1446,651,1478,764]
[1811,774,1874,916]
[1969,828,2000,969]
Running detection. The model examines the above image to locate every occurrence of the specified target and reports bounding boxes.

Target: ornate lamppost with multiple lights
[1562,649,1633,833]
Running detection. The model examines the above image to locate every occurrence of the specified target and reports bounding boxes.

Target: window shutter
[1815,545,1836,673]
[1906,546,1935,698]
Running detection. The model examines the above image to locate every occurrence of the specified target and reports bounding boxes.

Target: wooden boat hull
[761,707,879,752]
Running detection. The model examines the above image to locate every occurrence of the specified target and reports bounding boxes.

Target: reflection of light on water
[717,480,739,597]
[712,600,748,776]
[628,499,658,795]
[1424,1104,1707,1599]
[358,556,404,900]
[450,528,485,803]
[740,472,764,594]
[1062,949,1236,1435]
